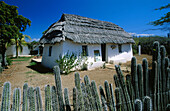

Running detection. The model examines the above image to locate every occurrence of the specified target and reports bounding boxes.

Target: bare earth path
[0,58,117,109]
[0,54,152,109]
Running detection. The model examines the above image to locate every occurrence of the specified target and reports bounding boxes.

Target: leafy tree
[150,4,170,28]
[0,1,31,66]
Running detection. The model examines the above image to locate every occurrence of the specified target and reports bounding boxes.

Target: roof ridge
[62,13,120,27]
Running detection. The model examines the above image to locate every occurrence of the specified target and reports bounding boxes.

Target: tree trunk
[1,41,7,67]
[15,39,18,58]
[1,52,6,66]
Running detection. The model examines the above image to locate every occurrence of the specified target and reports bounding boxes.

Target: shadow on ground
[27,62,53,74]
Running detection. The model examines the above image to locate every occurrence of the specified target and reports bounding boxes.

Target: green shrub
[56,52,88,74]
[6,57,12,66]
[0,66,2,73]
[102,63,106,69]
[81,63,88,71]
[133,36,170,55]
[132,43,138,55]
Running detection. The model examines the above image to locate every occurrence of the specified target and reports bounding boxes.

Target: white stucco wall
[106,44,133,64]
[62,40,82,56]
[87,44,104,70]
[6,45,30,57]
[42,40,133,69]
[41,40,104,69]
[63,40,104,70]
[41,42,63,68]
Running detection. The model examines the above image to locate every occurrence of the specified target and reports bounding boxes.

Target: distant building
[40,14,135,70]
[6,45,30,57]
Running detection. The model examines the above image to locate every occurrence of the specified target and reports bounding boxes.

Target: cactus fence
[0,41,170,111]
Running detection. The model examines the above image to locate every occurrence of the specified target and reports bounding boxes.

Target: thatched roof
[40,14,135,44]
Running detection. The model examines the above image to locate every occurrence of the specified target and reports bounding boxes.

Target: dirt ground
[0,54,152,109]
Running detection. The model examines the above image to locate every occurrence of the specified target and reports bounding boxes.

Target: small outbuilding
[6,45,30,57]
[40,14,135,70]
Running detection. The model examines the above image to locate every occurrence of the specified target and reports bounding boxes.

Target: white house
[39,14,135,70]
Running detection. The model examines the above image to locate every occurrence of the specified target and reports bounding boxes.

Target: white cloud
[32,38,40,42]
[129,33,154,37]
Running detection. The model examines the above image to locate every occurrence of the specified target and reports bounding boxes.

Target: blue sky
[3,0,170,41]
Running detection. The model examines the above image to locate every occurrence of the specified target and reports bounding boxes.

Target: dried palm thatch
[40,14,135,44]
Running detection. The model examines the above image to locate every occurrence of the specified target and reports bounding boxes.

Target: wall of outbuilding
[6,45,30,57]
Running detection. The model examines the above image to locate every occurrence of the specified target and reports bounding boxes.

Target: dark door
[101,44,106,61]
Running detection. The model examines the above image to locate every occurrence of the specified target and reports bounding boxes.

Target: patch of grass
[29,62,37,66]
[24,80,28,83]
[25,71,38,74]
[25,71,32,74]
[11,57,32,62]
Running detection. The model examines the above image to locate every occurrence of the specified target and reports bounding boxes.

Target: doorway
[101,44,106,61]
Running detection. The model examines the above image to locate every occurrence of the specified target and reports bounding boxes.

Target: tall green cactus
[51,86,59,111]
[167,68,170,103]
[143,96,153,111]
[152,41,163,110]
[73,87,77,111]
[137,64,144,100]
[1,82,11,111]
[134,99,142,111]
[115,65,132,111]
[142,58,149,96]
[74,72,84,110]
[148,69,152,95]
[109,84,116,111]
[27,87,35,111]
[84,75,96,110]
[166,104,170,111]
[91,80,102,111]
[131,57,139,99]
[81,82,90,111]
[35,87,43,111]
[114,74,127,110]
[99,85,107,111]
[126,74,135,110]
[104,80,114,111]
[113,75,120,87]
[115,88,122,111]
[165,58,169,105]
[53,66,65,111]
[45,85,52,111]
[12,88,21,111]
[165,57,169,80]
[22,83,28,111]
[114,74,126,111]
[152,61,159,111]
[160,45,166,109]
[64,88,71,111]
